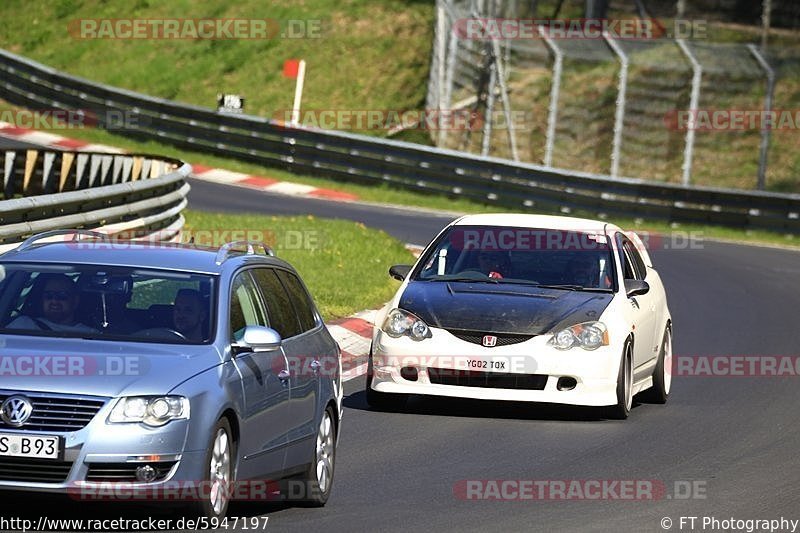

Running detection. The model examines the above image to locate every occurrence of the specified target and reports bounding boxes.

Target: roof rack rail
[14,229,109,253]
[215,240,275,265]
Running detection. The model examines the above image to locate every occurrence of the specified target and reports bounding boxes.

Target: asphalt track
[3,136,800,532]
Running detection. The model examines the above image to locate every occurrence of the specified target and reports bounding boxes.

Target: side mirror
[233,325,282,355]
[389,264,412,281]
[624,279,650,298]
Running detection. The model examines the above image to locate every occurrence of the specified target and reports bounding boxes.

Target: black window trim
[615,233,647,281]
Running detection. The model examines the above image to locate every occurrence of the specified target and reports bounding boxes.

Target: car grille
[0,392,107,432]
[428,368,548,390]
[86,462,177,482]
[447,330,535,347]
[0,457,73,483]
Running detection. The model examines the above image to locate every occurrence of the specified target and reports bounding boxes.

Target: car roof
[450,214,620,233]
[0,240,287,274]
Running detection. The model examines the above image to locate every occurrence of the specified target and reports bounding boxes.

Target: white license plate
[0,433,60,460]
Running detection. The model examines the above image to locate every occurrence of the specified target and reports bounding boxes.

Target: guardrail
[0,148,191,249]
[1,48,798,233]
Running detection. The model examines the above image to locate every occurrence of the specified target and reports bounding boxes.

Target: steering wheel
[135,327,187,340]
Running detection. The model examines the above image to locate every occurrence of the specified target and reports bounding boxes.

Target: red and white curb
[0,121,123,153]
[0,122,358,202]
[328,309,379,383]
[189,164,358,201]
[327,247,420,383]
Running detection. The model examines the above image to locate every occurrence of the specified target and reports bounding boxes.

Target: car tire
[643,326,672,404]
[606,343,633,420]
[186,418,234,519]
[283,407,337,507]
[365,355,408,411]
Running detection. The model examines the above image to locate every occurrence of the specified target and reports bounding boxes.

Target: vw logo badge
[482,335,497,347]
[1,395,33,427]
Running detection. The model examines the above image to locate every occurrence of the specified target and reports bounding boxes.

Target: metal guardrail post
[427,0,448,142]
[490,38,519,161]
[540,26,563,168]
[481,59,497,157]
[676,39,702,187]
[748,43,775,191]
[441,17,460,147]
[604,32,628,179]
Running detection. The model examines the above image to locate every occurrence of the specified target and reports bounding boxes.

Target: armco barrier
[0,48,798,232]
[0,148,191,249]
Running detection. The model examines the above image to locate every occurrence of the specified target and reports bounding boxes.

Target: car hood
[399,281,613,335]
[0,336,222,398]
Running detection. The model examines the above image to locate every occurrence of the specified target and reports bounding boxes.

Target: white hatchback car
[366,214,672,419]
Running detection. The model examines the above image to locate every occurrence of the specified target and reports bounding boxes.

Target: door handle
[278,369,290,385]
[310,360,321,373]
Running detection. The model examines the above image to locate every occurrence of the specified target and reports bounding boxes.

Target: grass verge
[0,0,434,129]
[183,210,413,320]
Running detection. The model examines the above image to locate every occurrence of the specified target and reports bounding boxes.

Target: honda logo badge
[482,335,497,347]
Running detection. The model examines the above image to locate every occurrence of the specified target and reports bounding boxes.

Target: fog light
[135,464,157,482]
[400,366,418,382]
[557,377,577,391]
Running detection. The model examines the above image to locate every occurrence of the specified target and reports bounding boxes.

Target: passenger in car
[7,274,97,333]
[172,288,207,341]
[567,256,611,288]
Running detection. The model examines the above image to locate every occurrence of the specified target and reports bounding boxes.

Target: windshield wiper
[439,276,499,284]
[531,284,612,292]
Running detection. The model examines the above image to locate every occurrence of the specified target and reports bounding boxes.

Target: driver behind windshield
[172,288,207,341]
[7,274,97,333]
[476,250,510,279]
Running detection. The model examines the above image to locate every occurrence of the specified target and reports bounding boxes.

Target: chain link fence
[427,0,800,192]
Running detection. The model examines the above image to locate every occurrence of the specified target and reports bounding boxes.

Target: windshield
[0,263,216,344]
[412,225,616,290]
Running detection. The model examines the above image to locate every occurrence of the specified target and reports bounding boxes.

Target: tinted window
[230,271,267,342]
[251,269,301,339]
[276,271,317,333]
[412,225,614,289]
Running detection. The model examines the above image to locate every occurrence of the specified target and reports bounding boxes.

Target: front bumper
[369,328,621,406]
[0,406,205,495]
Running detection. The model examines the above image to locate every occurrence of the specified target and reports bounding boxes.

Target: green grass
[0,0,434,131]
[183,210,414,320]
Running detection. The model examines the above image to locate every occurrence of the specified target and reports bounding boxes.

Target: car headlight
[549,322,609,351]
[381,308,431,341]
[108,396,190,427]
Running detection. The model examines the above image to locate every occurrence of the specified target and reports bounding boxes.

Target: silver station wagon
[0,230,342,519]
